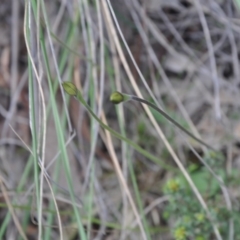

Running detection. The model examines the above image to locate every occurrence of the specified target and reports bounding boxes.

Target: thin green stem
[110,91,214,151]
[130,96,214,151]
[62,82,176,171]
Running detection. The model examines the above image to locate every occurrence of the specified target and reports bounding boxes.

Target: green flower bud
[166,179,180,192]
[62,82,77,96]
[110,91,125,104]
[174,226,187,240]
[195,213,205,222]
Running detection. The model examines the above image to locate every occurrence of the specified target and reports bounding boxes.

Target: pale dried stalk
[100,112,147,240]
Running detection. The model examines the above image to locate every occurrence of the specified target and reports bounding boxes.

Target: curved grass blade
[110,92,215,151]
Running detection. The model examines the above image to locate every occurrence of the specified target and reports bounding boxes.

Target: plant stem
[130,95,215,151]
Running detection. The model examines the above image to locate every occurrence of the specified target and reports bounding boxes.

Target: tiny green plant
[62,82,175,171]
[62,83,212,151]
[163,152,240,240]
[110,91,214,150]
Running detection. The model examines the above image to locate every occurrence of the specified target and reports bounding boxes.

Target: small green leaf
[62,82,77,96]
[110,91,125,104]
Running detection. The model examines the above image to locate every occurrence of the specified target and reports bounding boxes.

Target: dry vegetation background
[0,0,240,239]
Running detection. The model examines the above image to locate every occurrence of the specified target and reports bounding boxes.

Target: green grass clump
[164,152,240,240]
